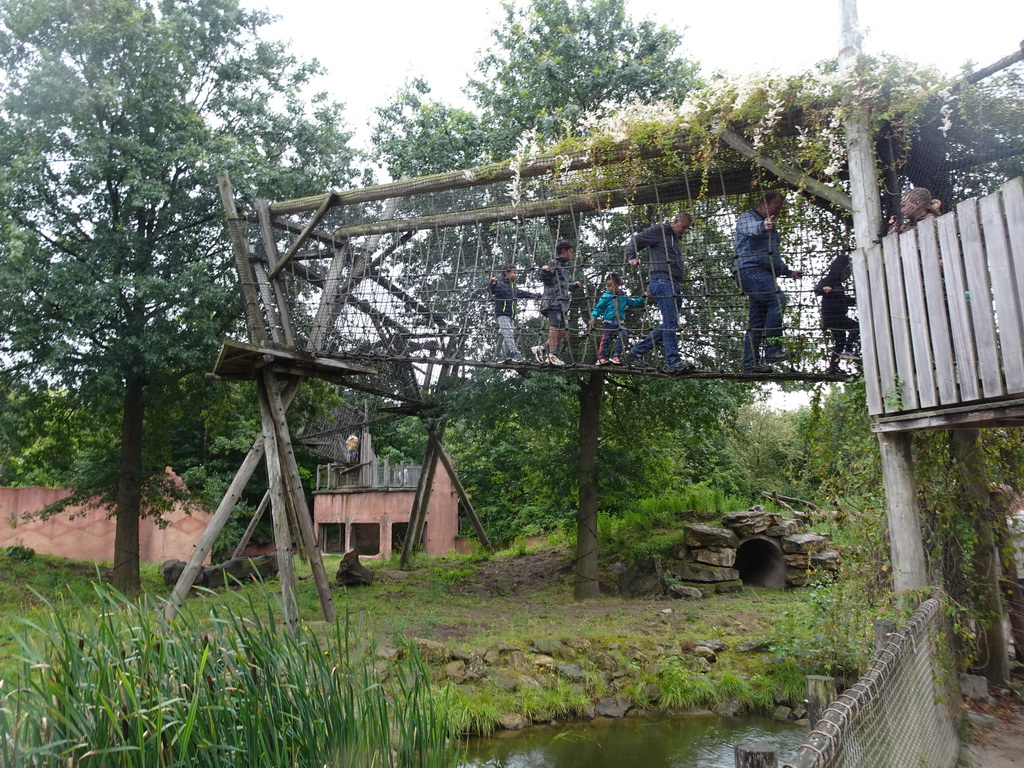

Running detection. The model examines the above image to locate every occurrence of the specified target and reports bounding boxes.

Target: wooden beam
[428,433,493,553]
[718,127,854,211]
[217,172,267,345]
[262,370,336,622]
[877,432,928,593]
[231,489,271,559]
[269,191,340,280]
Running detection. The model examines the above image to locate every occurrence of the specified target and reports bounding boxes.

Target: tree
[0,0,355,592]
[469,0,699,155]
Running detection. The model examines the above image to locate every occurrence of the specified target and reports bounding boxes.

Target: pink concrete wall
[313,456,460,557]
[0,486,212,564]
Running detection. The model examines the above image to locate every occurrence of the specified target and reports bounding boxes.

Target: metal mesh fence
[784,597,961,768]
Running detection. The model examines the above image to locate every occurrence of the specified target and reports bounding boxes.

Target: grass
[0,543,841,753]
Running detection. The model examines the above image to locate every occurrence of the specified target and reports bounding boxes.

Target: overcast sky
[257,0,1024,150]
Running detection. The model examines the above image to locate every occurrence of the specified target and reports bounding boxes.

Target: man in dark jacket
[624,212,697,373]
[489,264,537,363]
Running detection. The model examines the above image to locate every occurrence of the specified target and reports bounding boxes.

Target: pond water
[460,714,807,768]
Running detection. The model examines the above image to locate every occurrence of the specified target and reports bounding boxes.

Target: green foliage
[1,546,34,562]
[656,658,718,710]
[1,584,455,767]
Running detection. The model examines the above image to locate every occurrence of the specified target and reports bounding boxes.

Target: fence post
[806,675,838,724]
[873,619,897,652]
[735,740,778,768]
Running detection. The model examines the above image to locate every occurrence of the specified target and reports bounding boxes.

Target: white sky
[258,0,1024,151]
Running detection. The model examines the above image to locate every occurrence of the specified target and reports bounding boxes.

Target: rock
[444,660,467,683]
[508,650,530,672]
[532,638,566,656]
[499,713,529,730]
[689,547,738,568]
[667,584,704,599]
[620,556,665,598]
[577,702,597,720]
[682,524,739,549]
[565,637,591,651]
[721,507,780,536]
[713,580,744,594]
[534,654,555,669]
[766,518,801,537]
[811,551,842,572]
[335,550,374,587]
[959,673,991,701]
[692,645,717,662]
[483,649,500,665]
[489,671,519,692]
[518,674,542,689]
[594,697,632,718]
[781,533,829,554]
[450,647,476,662]
[784,554,810,569]
[714,698,744,717]
[785,567,813,587]
[667,561,740,583]
[773,705,794,722]
[694,657,713,673]
[159,559,186,585]
[555,662,585,680]
[412,638,449,664]
[694,640,729,652]
[737,638,772,653]
[966,711,999,728]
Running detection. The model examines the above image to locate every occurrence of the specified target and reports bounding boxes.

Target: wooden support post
[231,489,271,559]
[165,380,303,620]
[806,675,838,725]
[877,432,929,593]
[217,172,267,345]
[401,421,446,567]
[256,375,299,635]
[261,370,336,623]
[575,372,603,599]
[873,619,897,652]
[735,741,778,768]
[428,433,493,553]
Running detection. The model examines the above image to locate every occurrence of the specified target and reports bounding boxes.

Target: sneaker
[763,350,790,363]
[596,358,609,366]
[609,356,622,365]
[663,360,697,374]
[838,352,860,362]
[547,351,566,366]
[495,355,506,364]
[531,345,548,364]
[626,352,650,369]
[743,363,774,373]
[511,353,527,363]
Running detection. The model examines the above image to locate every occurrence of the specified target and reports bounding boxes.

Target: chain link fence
[784,597,961,768]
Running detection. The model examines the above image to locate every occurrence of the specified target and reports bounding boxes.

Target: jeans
[738,268,787,368]
[629,277,681,365]
[825,315,860,366]
[496,315,518,358]
[597,321,628,359]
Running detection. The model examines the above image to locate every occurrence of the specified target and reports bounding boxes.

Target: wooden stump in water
[734,740,778,767]
[336,549,374,587]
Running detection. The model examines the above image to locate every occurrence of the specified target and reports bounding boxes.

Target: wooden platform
[210,338,376,384]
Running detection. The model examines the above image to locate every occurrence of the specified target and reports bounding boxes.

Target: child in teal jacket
[588,273,646,364]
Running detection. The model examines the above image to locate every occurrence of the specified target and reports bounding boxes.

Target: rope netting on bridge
[233,168,855,387]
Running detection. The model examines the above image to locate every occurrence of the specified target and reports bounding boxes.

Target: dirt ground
[966,685,1024,768]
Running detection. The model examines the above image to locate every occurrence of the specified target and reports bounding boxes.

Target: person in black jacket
[814,254,859,375]
[489,264,538,363]
[531,241,581,366]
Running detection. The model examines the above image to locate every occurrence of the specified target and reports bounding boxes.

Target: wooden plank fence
[856,177,1024,429]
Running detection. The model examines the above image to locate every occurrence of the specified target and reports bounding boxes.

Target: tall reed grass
[0,584,457,767]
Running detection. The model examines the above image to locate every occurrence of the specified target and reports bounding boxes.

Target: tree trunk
[111,375,144,594]
[574,372,603,600]
[951,429,1009,684]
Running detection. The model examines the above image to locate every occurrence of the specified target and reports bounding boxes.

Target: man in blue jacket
[734,191,803,373]
[624,212,697,373]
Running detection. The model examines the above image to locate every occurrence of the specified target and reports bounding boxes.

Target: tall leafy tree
[469,0,700,155]
[0,0,355,591]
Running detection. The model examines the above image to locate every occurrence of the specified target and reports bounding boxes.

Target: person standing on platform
[734,191,803,373]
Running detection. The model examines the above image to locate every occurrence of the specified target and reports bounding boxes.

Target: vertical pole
[805,675,838,724]
[262,370,337,623]
[256,375,298,636]
[231,489,271,559]
[873,619,897,652]
[878,432,929,592]
[575,372,603,599]
[735,741,778,768]
[429,433,494,553]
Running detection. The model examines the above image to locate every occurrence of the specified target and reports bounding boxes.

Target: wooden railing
[854,177,1024,429]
